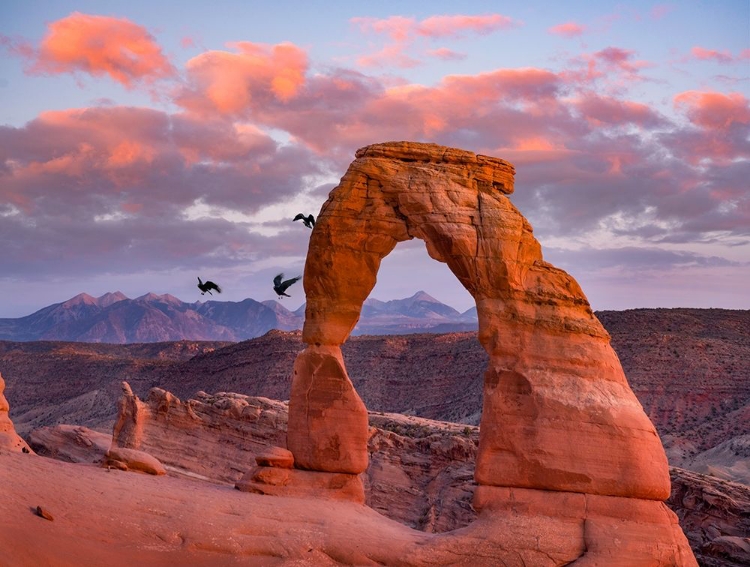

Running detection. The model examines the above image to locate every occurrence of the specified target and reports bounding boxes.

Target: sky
[0,0,748,317]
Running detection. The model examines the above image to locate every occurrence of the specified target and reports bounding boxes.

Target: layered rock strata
[0,372,32,453]
[287,141,693,562]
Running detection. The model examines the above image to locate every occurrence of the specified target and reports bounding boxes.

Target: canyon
[2,309,747,486]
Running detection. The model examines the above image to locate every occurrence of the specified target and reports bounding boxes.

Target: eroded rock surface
[292,141,669,500]
[28,390,746,564]
[28,424,110,463]
[286,141,691,563]
[670,467,750,567]
[0,372,32,453]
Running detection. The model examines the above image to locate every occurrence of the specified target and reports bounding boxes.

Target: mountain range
[0,291,478,343]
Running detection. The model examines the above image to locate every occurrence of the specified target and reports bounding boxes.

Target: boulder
[105,447,166,475]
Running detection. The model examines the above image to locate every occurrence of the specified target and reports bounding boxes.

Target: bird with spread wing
[273,273,301,298]
[197,277,222,295]
[293,213,315,228]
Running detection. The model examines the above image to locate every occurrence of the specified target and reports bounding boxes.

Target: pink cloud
[352,14,516,41]
[691,46,733,64]
[350,13,517,68]
[564,47,652,86]
[356,44,422,69]
[0,105,324,285]
[674,91,750,130]
[0,106,293,204]
[177,41,308,115]
[0,35,35,59]
[664,92,750,166]
[181,36,196,49]
[351,16,414,42]
[427,48,467,61]
[575,94,664,127]
[416,14,517,38]
[251,66,567,156]
[27,12,175,87]
[549,22,587,38]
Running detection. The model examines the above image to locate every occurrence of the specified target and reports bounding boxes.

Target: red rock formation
[293,141,669,499]
[287,345,369,473]
[670,467,750,566]
[28,424,110,463]
[107,382,165,475]
[111,381,146,449]
[287,141,692,563]
[0,372,32,453]
[28,391,745,564]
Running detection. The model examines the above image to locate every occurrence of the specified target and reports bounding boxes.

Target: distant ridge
[0,291,478,343]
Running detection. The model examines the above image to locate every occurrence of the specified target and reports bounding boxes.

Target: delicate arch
[287,141,669,500]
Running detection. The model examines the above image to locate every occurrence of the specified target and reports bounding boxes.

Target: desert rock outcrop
[107,382,165,475]
[288,141,693,563]
[0,372,32,453]
[28,390,745,564]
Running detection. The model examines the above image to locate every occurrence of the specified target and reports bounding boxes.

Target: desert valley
[1,307,749,565]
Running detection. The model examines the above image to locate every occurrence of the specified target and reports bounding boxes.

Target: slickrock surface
[0,372,32,453]
[294,141,670,500]
[0,451,701,566]
[28,390,746,565]
[28,424,110,463]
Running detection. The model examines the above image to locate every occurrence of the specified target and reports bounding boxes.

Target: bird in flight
[273,273,301,298]
[293,213,315,228]
[197,277,222,295]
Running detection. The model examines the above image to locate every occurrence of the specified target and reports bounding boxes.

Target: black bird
[293,213,315,228]
[273,273,301,298]
[197,277,222,295]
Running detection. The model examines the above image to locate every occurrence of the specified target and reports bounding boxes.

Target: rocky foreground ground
[16,388,750,566]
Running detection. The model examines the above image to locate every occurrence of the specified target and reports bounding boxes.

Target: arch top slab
[290,141,670,500]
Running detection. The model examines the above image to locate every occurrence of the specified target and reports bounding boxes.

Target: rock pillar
[0,372,33,453]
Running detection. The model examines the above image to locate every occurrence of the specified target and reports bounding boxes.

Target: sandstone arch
[287,141,669,501]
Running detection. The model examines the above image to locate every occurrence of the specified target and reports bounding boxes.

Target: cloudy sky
[1,0,748,317]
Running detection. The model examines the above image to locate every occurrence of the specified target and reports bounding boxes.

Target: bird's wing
[308,215,315,226]
[213,283,222,293]
[280,275,302,291]
[293,214,305,222]
[273,273,284,286]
